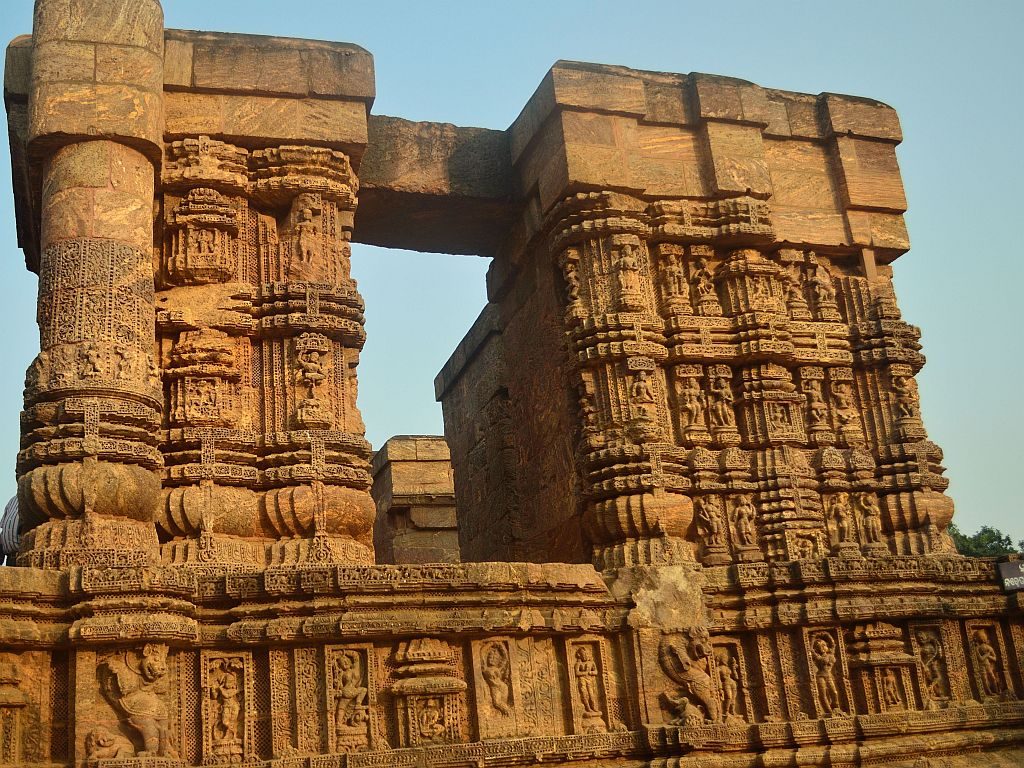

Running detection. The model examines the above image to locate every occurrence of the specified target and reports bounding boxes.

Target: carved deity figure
[733,494,757,547]
[333,651,368,729]
[785,265,807,304]
[659,628,721,724]
[714,648,740,721]
[918,632,949,703]
[708,375,735,427]
[81,343,105,378]
[831,381,857,425]
[691,258,716,298]
[481,643,512,716]
[417,697,446,741]
[696,496,726,548]
[892,374,920,419]
[858,494,883,545]
[630,370,657,421]
[616,244,642,302]
[751,276,770,306]
[830,492,856,544]
[972,629,1003,698]
[100,644,176,757]
[563,259,581,304]
[804,379,829,425]
[675,373,706,427]
[209,658,243,750]
[662,251,688,299]
[810,263,836,305]
[810,633,844,717]
[882,668,903,708]
[294,207,320,263]
[195,227,215,255]
[574,646,602,716]
[298,349,326,399]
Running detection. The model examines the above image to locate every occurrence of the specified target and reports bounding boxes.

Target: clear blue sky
[1,1,1021,542]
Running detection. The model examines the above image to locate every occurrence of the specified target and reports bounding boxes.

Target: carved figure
[659,628,721,724]
[918,632,949,702]
[715,648,740,721]
[972,629,1003,697]
[630,370,657,421]
[882,667,902,708]
[691,258,715,298]
[708,375,735,427]
[832,381,857,425]
[662,251,688,299]
[858,494,883,545]
[100,644,176,757]
[676,373,706,427]
[295,207,320,263]
[209,658,243,751]
[333,651,368,729]
[84,728,135,765]
[574,646,602,716]
[805,379,829,425]
[810,633,844,717]
[195,227,215,255]
[811,263,836,304]
[830,493,856,543]
[81,343,105,378]
[733,494,757,547]
[298,349,326,399]
[696,496,726,548]
[616,244,642,306]
[417,697,446,741]
[892,374,920,419]
[481,643,512,716]
[563,260,581,303]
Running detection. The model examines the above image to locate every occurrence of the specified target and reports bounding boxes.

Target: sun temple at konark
[0,1,1022,767]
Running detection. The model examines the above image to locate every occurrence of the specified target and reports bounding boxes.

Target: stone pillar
[16,0,165,567]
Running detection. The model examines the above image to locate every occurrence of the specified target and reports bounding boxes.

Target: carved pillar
[552,193,693,570]
[17,0,165,567]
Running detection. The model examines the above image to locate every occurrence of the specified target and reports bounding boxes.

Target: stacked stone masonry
[2,2,1022,767]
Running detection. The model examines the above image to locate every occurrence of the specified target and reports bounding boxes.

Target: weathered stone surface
[371,436,459,564]
[3,4,1023,768]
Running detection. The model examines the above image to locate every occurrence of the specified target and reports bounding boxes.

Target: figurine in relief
[882,668,903,708]
[659,627,721,724]
[481,643,513,716]
[574,646,602,717]
[100,644,177,757]
[714,648,741,722]
[417,697,446,741]
[733,494,757,547]
[972,628,1003,698]
[810,633,844,717]
[708,375,735,427]
[295,207,320,263]
[696,497,726,548]
[630,370,657,421]
[858,494,883,545]
[333,651,368,729]
[830,493,856,544]
[563,259,581,304]
[209,657,243,753]
[84,728,135,765]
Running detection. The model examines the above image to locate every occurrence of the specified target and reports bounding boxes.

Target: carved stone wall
[4,6,1023,768]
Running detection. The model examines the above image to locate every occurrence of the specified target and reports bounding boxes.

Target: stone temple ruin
[1,1,1023,767]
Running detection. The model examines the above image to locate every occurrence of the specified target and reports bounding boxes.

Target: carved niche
[167,329,241,428]
[325,645,375,753]
[565,638,611,735]
[200,651,253,765]
[165,188,240,285]
[0,654,27,765]
[389,639,466,747]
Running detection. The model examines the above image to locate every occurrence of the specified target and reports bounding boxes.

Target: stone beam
[356,115,516,256]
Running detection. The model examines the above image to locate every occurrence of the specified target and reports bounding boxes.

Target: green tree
[947,523,1024,557]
